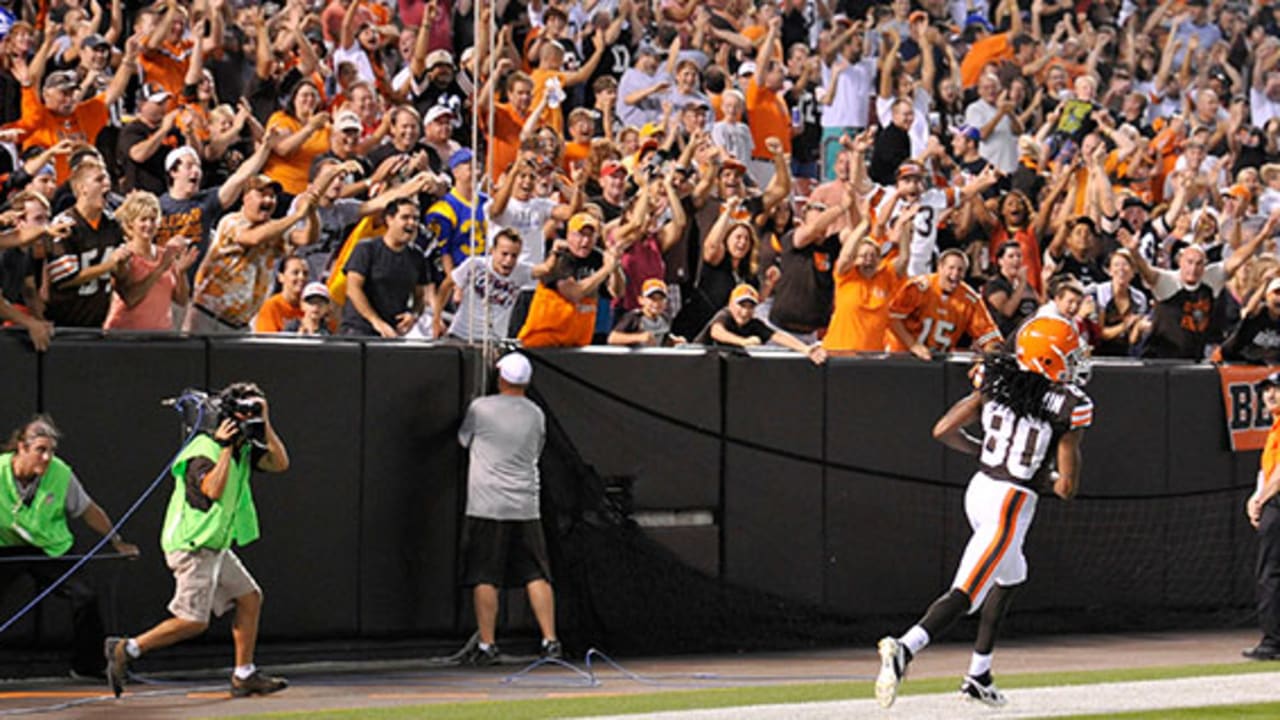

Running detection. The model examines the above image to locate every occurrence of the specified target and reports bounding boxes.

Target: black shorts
[460,517,552,588]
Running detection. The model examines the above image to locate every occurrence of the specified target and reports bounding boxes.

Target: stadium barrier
[0,337,1260,674]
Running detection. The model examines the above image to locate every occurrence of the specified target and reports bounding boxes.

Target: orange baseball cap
[568,212,600,234]
[730,284,760,306]
[641,278,667,298]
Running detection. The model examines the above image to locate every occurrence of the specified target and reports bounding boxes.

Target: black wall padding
[359,345,463,635]
[825,358,947,485]
[723,355,825,603]
[40,338,206,635]
[824,469,951,615]
[207,339,363,638]
[0,334,38,439]
[526,350,721,510]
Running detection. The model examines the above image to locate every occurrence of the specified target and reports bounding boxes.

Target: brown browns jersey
[977,384,1093,491]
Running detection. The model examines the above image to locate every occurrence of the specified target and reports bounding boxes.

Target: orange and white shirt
[886,273,1001,353]
[192,213,286,327]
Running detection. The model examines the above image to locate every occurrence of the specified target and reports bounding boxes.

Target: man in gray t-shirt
[456,353,560,663]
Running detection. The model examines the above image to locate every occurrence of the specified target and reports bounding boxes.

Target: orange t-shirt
[253,292,304,332]
[886,273,1002,352]
[745,77,790,160]
[141,40,193,97]
[7,87,109,184]
[486,102,526,180]
[263,111,333,195]
[530,68,567,136]
[562,140,590,171]
[1264,417,1280,486]
[960,33,1012,89]
[824,258,904,352]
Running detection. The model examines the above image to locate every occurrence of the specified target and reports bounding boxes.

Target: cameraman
[0,415,139,677]
[104,383,290,698]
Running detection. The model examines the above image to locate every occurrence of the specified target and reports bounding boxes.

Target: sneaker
[875,636,908,708]
[103,636,128,698]
[230,669,288,697]
[541,639,563,660]
[960,672,1008,707]
[463,643,500,666]
[1242,643,1280,661]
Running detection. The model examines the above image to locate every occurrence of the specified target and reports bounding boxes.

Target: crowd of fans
[1,0,1280,364]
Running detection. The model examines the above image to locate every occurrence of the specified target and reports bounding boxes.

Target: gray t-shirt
[458,394,546,520]
[14,469,91,519]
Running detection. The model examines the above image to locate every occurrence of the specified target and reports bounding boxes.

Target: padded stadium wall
[0,336,1258,675]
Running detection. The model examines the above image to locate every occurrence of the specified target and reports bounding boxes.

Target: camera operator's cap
[42,70,78,92]
[164,145,200,172]
[497,352,533,385]
[896,162,925,180]
[737,61,757,77]
[424,104,455,125]
[334,110,362,132]
[951,124,981,142]
[448,147,474,171]
[302,281,331,303]
[568,212,600,234]
[1260,370,1280,389]
[641,278,667,298]
[83,33,109,50]
[426,49,455,69]
[600,160,628,177]
[140,82,172,104]
[731,284,759,306]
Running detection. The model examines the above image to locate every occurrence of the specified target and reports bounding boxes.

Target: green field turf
[229,661,1280,720]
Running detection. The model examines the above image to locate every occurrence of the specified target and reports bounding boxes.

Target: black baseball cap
[1260,372,1280,389]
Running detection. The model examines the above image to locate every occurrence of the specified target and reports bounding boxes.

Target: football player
[874,316,1093,708]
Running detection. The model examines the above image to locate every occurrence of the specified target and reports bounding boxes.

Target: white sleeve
[1201,262,1227,294]
[1150,268,1183,301]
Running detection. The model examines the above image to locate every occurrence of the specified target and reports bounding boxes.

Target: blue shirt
[423,189,489,266]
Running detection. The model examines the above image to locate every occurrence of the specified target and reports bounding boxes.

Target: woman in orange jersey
[263,80,332,199]
[823,204,909,353]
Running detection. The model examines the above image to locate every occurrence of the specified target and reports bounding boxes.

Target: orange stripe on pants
[961,489,1026,598]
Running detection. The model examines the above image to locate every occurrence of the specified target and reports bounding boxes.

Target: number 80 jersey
[978,385,1093,489]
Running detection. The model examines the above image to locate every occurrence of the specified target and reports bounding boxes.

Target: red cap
[601,160,627,177]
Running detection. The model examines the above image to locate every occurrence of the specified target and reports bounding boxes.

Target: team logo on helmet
[1015,316,1090,385]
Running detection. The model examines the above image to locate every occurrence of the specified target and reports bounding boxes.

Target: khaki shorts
[165,549,260,623]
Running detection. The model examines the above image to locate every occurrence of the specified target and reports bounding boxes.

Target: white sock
[233,664,256,680]
[901,625,930,656]
[478,642,493,652]
[968,652,992,678]
[124,638,141,658]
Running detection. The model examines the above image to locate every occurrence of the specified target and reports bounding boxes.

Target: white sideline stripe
[578,671,1280,720]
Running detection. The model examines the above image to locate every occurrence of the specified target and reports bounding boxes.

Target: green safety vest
[161,435,260,553]
[0,453,75,557]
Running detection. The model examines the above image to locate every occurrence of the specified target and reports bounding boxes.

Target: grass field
[231,662,1280,720]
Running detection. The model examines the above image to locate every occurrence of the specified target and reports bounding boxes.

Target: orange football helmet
[1015,316,1090,385]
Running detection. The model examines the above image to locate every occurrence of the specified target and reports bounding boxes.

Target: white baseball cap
[496,353,532,385]
[164,145,200,173]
